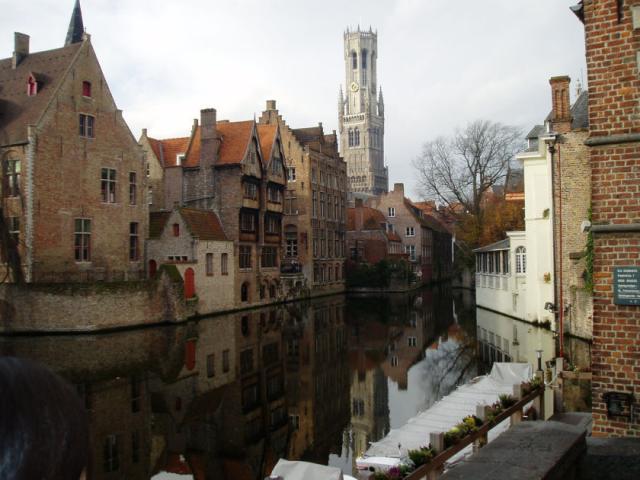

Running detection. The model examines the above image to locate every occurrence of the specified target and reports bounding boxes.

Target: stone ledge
[440,421,586,480]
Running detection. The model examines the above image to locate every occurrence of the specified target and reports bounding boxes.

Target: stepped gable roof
[473,237,510,253]
[148,136,190,167]
[347,206,387,231]
[216,120,255,166]
[0,42,83,146]
[149,211,172,239]
[292,126,323,145]
[257,123,277,163]
[179,208,228,241]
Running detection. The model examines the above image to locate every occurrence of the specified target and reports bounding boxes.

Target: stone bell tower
[339,26,388,197]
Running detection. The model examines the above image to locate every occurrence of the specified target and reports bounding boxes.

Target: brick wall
[582,0,640,436]
[0,269,189,332]
[25,41,147,281]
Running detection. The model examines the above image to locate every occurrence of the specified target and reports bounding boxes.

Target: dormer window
[176,154,185,166]
[82,81,92,97]
[26,75,37,96]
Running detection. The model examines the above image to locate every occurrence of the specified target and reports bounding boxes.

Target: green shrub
[499,393,517,409]
[408,446,434,466]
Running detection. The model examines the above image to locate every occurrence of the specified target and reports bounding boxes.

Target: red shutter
[184,339,196,371]
[184,268,195,299]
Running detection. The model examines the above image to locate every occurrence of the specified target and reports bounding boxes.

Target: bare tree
[413,120,522,244]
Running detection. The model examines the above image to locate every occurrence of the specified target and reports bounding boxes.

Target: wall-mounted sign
[613,267,640,306]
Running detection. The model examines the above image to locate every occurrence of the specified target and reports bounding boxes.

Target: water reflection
[0,287,560,479]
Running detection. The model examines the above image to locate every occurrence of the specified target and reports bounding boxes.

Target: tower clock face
[350,82,359,92]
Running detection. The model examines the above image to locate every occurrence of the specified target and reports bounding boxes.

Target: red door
[184,268,195,299]
[149,260,157,278]
[184,339,196,371]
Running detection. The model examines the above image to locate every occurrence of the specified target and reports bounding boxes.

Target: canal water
[0,285,558,479]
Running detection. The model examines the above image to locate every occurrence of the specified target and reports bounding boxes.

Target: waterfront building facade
[259,101,347,294]
[574,0,640,437]
[367,183,452,283]
[144,109,287,308]
[0,4,147,283]
[146,207,235,314]
[347,200,403,264]
[339,27,388,197]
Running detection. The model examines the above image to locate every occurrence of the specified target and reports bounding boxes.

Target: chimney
[200,108,218,167]
[12,32,29,69]
[393,183,404,195]
[549,76,572,134]
[266,100,277,111]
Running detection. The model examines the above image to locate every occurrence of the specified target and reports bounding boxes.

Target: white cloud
[1,0,586,198]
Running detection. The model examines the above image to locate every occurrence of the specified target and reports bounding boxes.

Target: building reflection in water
[1,286,535,479]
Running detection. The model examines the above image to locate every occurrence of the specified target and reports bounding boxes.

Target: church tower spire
[338,27,388,197]
[65,0,84,46]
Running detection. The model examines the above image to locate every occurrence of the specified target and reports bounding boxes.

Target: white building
[475,126,556,328]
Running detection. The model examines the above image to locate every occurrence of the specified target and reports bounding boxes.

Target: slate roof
[571,90,589,130]
[0,42,82,146]
[292,126,323,145]
[473,237,510,253]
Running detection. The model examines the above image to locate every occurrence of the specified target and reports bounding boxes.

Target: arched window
[269,283,276,299]
[260,283,266,299]
[351,51,357,69]
[221,253,228,274]
[241,282,250,302]
[361,49,367,69]
[354,128,360,146]
[515,247,526,274]
[27,75,38,96]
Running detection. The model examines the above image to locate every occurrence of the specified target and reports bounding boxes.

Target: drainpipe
[547,134,564,359]
[25,125,35,283]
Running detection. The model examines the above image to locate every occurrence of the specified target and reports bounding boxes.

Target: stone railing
[403,384,545,480]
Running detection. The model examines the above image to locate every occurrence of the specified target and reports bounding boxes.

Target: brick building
[147,207,235,314]
[572,0,640,437]
[367,183,453,283]
[543,77,593,360]
[0,2,147,283]
[259,101,348,294]
[143,109,287,308]
[346,200,403,264]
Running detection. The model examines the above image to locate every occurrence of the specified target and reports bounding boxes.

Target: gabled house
[347,200,404,264]
[147,207,234,314]
[259,100,348,294]
[0,1,148,283]
[142,109,287,308]
[367,183,453,283]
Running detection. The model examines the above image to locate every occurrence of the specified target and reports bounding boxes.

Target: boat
[355,362,534,473]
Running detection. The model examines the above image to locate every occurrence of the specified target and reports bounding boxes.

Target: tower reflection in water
[0,286,487,479]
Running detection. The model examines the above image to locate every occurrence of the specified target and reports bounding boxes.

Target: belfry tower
[339,27,388,196]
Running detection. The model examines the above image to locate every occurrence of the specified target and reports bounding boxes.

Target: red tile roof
[148,136,190,167]
[0,42,83,146]
[183,125,201,167]
[387,231,402,242]
[179,208,228,241]
[217,120,254,166]
[347,206,387,231]
[257,124,277,165]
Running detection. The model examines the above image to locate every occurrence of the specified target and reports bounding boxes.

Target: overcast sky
[2,0,586,198]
